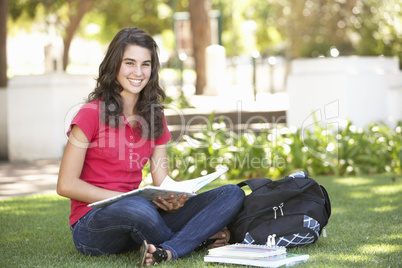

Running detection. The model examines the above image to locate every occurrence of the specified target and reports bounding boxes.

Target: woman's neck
[121,93,139,127]
[121,93,139,114]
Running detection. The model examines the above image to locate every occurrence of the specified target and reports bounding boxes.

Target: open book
[88,167,228,208]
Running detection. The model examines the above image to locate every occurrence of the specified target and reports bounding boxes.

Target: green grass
[1,174,401,267]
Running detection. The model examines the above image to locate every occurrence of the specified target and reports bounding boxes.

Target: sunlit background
[1,3,401,267]
[1,0,401,162]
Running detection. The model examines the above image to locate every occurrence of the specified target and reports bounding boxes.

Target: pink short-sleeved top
[67,100,171,226]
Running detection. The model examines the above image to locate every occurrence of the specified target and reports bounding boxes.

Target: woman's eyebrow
[123,58,151,63]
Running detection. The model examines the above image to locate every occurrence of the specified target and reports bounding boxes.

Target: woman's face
[117,44,152,98]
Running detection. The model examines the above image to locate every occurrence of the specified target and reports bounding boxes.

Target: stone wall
[5,74,94,162]
[286,56,402,129]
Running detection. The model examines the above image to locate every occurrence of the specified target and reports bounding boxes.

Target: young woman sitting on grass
[57,27,244,267]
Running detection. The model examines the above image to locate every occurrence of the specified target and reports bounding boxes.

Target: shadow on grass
[1,174,401,267]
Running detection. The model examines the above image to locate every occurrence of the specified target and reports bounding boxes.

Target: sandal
[152,246,169,263]
[139,240,149,267]
[139,240,169,267]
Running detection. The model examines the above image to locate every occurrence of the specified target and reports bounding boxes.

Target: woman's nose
[134,66,142,76]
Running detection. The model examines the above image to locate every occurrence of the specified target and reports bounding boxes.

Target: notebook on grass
[204,253,309,268]
[206,243,286,259]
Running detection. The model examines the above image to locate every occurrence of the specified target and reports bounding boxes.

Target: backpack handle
[237,177,272,192]
[237,171,309,193]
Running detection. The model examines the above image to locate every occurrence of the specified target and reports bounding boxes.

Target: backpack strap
[320,185,332,218]
[237,178,272,192]
[237,171,308,192]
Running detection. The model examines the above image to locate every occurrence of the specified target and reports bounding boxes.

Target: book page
[160,167,229,193]
[88,167,228,208]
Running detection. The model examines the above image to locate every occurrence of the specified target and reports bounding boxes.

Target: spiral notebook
[204,252,309,268]
[206,243,286,259]
[204,241,309,267]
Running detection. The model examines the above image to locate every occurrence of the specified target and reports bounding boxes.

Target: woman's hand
[152,194,188,213]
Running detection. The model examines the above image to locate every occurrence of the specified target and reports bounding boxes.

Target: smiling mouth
[128,78,142,84]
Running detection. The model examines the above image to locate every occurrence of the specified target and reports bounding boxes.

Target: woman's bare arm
[57,125,122,203]
[149,144,169,186]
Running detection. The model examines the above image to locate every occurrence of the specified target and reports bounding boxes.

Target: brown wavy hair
[87,28,166,139]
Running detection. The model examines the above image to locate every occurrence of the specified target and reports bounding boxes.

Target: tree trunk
[62,0,93,71]
[189,0,211,95]
[0,0,9,88]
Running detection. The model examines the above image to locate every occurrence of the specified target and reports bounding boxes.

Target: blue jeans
[71,184,245,259]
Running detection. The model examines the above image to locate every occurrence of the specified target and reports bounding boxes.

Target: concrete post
[205,44,226,96]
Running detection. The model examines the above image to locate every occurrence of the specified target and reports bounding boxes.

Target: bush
[164,119,401,180]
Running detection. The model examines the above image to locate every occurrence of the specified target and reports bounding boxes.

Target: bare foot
[143,244,173,266]
[207,229,231,249]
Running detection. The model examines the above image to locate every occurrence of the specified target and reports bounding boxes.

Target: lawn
[0,173,401,267]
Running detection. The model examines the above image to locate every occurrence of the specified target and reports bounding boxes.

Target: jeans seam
[76,242,108,256]
[86,224,138,233]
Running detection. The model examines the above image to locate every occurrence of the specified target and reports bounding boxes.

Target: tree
[210,0,249,57]
[0,0,9,88]
[61,0,94,70]
[8,0,171,72]
[9,0,95,71]
[355,0,402,67]
[246,0,358,58]
[188,0,211,95]
[83,1,170,43]
[246,0,401,65]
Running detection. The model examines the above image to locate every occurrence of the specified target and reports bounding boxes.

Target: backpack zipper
[234,197,325,227]
[273,206,278,219]
[279,202,284,216]
[266,234,277,246]
[273,203,284,219]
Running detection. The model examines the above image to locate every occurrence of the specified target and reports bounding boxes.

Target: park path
[0,160,60,200]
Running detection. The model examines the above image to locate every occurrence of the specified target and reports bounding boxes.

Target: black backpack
[228,171,331,248]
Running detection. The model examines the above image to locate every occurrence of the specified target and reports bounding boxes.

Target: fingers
[209,238,227,248]
[208,230,230,249]
[152,194,188,212]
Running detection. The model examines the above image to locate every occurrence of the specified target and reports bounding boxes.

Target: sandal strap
[153,246,168,263]
[139,240,149,268]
